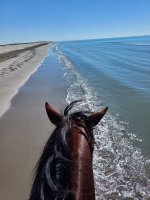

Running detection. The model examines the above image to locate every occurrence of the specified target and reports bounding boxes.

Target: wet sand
[0,48,69,199]
[0,42,52,118]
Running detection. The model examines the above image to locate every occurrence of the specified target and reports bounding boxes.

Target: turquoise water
[52,36,150,199]
[57,36,150,154]
[1,39,149,199]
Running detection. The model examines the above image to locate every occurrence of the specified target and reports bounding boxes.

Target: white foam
[127,43,150,46]
[54,45,150,199]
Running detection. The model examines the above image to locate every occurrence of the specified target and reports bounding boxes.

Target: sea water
[52,36,150,199]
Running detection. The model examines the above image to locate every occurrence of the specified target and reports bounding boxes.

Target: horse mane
[29,100,93,200]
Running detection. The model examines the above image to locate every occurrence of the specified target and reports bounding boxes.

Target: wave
[104,41,150,46]
[54,45,150,199]
[126,43,150,46]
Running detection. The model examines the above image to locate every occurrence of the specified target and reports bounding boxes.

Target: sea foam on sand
[0,42,52,118]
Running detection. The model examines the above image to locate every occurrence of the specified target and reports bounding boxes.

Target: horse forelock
[30,126,72,200]
[63,99,83,117]
[30,100,94,200]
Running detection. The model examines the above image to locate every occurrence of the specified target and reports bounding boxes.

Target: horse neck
[71,128,95,200]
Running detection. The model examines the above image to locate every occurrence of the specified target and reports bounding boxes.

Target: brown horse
[29,100,108,200]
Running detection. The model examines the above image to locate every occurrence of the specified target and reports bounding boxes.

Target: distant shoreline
[0,41,53,118]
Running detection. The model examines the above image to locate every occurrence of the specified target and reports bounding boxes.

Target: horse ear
[45,102,62,127]
[89,107,108,126]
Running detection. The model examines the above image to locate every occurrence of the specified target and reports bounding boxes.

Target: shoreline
[0,47,68,200]
[0,42,53,118]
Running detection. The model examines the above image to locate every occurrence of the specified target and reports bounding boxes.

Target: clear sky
[0,0,150,44]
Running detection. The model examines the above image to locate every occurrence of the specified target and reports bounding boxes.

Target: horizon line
[1,34,150,45]
[57,34,150,43]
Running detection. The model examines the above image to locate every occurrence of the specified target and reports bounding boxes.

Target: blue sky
[0,0,150,43]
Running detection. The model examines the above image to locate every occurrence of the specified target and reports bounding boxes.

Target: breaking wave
[54,45,150,199]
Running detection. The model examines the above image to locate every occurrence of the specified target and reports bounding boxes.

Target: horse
[29,100,108,200]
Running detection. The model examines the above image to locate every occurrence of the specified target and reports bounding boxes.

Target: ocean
[1,36,149,199]
[52,35,150,199]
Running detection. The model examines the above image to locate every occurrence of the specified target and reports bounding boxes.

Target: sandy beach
[1,39,150,200]
[0,46,68,200]
[0,42,52,118]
